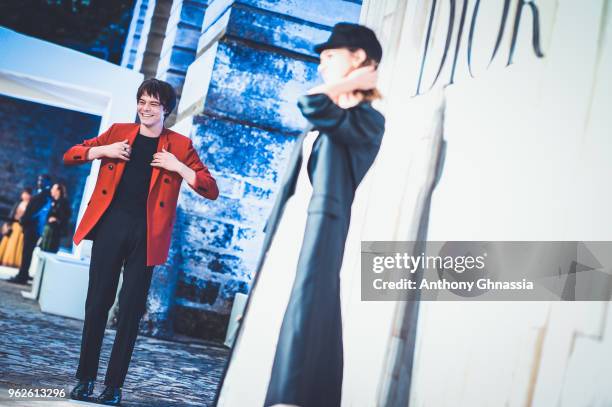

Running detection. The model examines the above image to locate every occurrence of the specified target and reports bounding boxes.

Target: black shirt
[109,133,160,217]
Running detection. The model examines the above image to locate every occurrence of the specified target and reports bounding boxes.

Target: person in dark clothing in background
[8,174,52,285]
[0,187,32,268]
[39,183,71,253]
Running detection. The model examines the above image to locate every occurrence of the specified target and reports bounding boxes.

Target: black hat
[314,23,383,63]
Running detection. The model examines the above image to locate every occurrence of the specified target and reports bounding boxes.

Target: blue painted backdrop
[0,94,101,248]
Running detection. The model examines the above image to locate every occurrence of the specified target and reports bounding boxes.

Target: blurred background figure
[8,174,53,284]
[39,183,71,253]
[0,187,33,267]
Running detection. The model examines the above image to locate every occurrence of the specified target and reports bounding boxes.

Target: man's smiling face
[137,92,165,126]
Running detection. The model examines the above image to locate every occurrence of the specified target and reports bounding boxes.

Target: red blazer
[63,123,218,266]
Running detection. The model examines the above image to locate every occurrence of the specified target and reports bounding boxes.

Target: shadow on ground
[0,279,229,406]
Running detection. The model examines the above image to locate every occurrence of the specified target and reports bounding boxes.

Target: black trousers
[75,204,154,387]
[16,226,38,280]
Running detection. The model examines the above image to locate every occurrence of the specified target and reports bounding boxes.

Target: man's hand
[88,139,131,161]
[151,148,185,173]
[48,216,57,223]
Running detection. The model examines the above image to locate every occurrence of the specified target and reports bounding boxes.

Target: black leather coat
[261,92,386,407]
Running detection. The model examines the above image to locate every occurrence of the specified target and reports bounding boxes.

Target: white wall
[213,0,611,404]
[0,27,143,259]
[341,0,612,406]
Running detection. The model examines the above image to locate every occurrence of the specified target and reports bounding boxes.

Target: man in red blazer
[65,79,218,405]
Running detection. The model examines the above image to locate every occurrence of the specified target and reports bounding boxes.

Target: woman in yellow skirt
[0,188,32,268]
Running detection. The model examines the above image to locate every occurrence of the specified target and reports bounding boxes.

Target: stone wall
[137,0,362,341]
[0,94,101,249]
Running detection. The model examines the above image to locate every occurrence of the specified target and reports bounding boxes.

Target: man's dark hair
[136,79,177,117]
[22,187,33,195]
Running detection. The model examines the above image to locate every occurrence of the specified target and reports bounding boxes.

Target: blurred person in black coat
[39,183,71,253]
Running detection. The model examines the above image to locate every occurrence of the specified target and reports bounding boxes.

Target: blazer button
[108,164,114,170]
[159,201,165,208]
[164,178,170,184]
[102,189,107,195]
[197,186,208,192]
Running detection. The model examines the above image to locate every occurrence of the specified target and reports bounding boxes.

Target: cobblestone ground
[0,279,229,406]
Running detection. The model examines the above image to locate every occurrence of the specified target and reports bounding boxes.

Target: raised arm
[297,93,385,145]
[180,140,219,200]
[63,124,130,165]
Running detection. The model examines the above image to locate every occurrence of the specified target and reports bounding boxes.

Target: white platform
[37,252,92,321]
[0,265,21,280]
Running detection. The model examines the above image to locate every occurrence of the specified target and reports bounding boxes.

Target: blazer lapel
[149,127,170,193]
[113,124,140,188]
